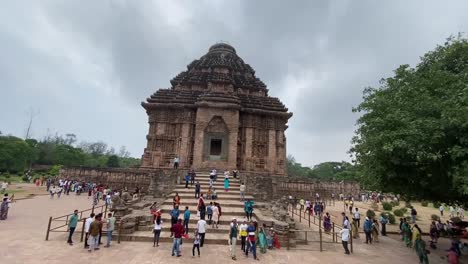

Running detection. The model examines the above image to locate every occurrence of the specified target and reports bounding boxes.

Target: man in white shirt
[84,213,95,248]
[353,208,361,228]
[340,226,350,254]
[439,205,444,216]
[197,217,207,247]
[240,183,246,201]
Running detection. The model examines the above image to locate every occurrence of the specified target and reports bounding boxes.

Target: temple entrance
[210,139,222,156]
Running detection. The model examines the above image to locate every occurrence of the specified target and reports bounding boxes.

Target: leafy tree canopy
[351,36,468,204]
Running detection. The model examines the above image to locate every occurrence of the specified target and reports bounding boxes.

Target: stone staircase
[118,171,257,245]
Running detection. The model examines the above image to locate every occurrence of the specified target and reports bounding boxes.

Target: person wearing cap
[229,218,238,260]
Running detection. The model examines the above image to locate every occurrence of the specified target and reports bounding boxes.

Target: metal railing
[45,203,108,241]
[287,204,353,253]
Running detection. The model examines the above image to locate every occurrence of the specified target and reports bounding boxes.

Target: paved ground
[0,190,450,264]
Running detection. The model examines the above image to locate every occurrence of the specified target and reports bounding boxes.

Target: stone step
[168,192,250,200]
[137,225,232,233]
[156,216,255,226]
[160,206,248,215]
[162,200,245,208]
[118,230,232,245]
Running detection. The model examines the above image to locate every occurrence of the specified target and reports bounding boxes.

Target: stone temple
[141,43,292,175]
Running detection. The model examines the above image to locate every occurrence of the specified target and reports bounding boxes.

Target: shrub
[405,201,412,208]
[421,201,428,207]
[366,209,376,219]
[432,201,441,208]
[390,200,400,207]
[381,212,396,224]
[394,209,404,217]
[400,207,408,214]
[371,202,379,211]
[431,214,440,221]
[382,202,393,211]
[22,175,30,182]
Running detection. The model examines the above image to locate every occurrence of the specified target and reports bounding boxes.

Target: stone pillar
[179,123,191,168]
[245,128,253,170]
[268,129,277,173]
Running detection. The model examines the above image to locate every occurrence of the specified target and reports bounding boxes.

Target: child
[192,230,201,257]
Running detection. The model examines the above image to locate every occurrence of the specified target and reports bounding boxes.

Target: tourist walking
[224,176,230,192]
[414,234,429,264]
[170,206,180,237]
[353,208,361,228]
[184,206,191,234]
[258,224,268,254]
[0,196,10,220]
[372,219,380,242]
[171,219,185,257]
[245,199,254,221]
[105,212,115,247]
[173,192,181,208]
[402,218,412,248]
[88,214,102,252]
[185,173,190,188]
[240,220,248,251]
[84,213,95,248]
[195,181,201,198]
[192,230,201,257]
[212,203,219,228]
[340,225,351,254]
[323,212,332,233]
[245,221,259,260]
[190,169,196,186]
[240,182,246,201]
[229,218,238,260]
[153,215,163,247]
[207,202,213,224]
[67,210,79,245]
[439,204,444,216]
[379,214,388,236]
[196,217,207,247]
[363,217,373,244]
[410,206,417,223]
[173,156,180,169]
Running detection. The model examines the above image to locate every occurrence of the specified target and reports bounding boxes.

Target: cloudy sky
[1,1,467,166]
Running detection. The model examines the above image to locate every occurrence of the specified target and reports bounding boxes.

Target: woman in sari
[351,219,360,239]
[173,192,181,208]
[323,212,332,233]
[412,224,422,246]
[258,224,268,253]
[0,197,9,220]
[402,218,412,248]
[414,234,429,264]
[224,177,229,192]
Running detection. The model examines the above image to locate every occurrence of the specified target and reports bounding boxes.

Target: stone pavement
[0,192,446,264]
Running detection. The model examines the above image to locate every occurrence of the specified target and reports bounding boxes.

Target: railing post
[350,228,353,253]
[308,210,311,227]
[299,208,301,222]
[287,230,290,250]
[45,216,52,241]
[332,223,335,242]
[305,231,308,245]
[117,222,122,244]
[80,219,86,242]
[319,228,323,252]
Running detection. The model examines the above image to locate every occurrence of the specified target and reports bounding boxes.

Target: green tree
[352,36,468,204]
[0,136,33,173]
[106,155,120,167]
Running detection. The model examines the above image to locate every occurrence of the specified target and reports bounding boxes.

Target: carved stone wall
[59,167,182,197]
[239,172,361,201]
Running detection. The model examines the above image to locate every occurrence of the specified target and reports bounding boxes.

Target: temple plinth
[141,43,292,175]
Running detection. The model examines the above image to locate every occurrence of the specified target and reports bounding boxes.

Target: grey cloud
[1,0,467,166]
